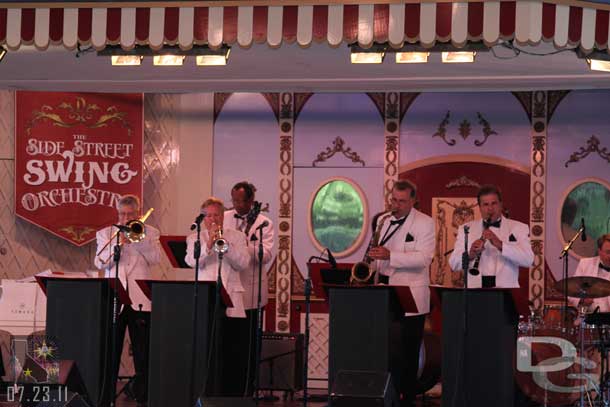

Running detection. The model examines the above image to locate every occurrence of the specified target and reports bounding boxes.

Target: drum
[543,304,577,329]
[515,327,600,406]
[577,323,610,347]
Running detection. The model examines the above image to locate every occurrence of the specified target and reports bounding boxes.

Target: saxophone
[350,212,393,285]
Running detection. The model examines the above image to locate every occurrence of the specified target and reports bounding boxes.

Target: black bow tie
[601,263,610,272]
[390,217,407,226]
[484,219,501,228]
[234,214,245,220]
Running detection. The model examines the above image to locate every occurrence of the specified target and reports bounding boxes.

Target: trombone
[96,208,154,263]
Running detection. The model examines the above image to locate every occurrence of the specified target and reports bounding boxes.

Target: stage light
[0,47,6,63]
[99,45,231,66]
[442,51,476,63]
[196,47,231,66]
[111,55,142,66]
[153,55,185,66]
[588,59,610,72]
[576,49,610,72]
[395,52,429,64]
[350,44,386,64]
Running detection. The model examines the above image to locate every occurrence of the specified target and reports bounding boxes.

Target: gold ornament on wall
[432,111,498,147]
[312,136,366,167]
[565,135,610,167]
[26,97,133,137]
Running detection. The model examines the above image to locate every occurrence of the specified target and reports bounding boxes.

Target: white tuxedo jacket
[375,208,435,316]
[94,225,161,312]
[569,256,610,312]
[185,228,250,318]
[223,210,274,310]
[449,216,534,288]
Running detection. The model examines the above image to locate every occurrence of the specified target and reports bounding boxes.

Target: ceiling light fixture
[111,55,142,66]
[575,49,610,72]
[442,51,476,63]
[98,45,231,66]
[350,44,386,64]
[153,55,185,66]
[395,52,429,64]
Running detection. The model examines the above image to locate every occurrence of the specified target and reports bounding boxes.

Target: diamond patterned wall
[142,94,180,279]
[300,312,329,389]
[0,91,13,160]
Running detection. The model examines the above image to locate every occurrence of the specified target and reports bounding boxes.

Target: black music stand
[310,264,417,402]
[36,274,130,406]
[137,278,233,407]
[432,286,521,407]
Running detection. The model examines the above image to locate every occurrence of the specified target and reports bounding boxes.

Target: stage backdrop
[14,92,143,246]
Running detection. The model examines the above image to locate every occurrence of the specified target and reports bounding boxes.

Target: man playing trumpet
[184,197,251,396]
[185,197,250,318]
[94,194,161,406]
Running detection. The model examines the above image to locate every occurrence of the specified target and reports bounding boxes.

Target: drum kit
[516,276,610,407]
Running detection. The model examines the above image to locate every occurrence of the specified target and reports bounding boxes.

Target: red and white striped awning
[1,1,610,53]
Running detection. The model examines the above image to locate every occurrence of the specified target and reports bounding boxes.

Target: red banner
[15,92,143,246]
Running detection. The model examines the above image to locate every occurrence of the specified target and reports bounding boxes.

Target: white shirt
[185,228,250,318]
[223,209,274,310]
[94,225,161,312]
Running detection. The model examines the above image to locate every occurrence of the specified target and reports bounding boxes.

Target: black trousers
[220,309,259,397]
[114,306,150,402]
[397,314,426,407]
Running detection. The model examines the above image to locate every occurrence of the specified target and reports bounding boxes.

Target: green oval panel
[311,180,364,253]
[561,181,610,258]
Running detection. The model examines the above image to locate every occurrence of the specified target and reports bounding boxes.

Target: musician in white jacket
[449,185,534,288]
[185,197,250,318]
[222,181,274,396]
[94,194,161,405]
[369,180,435,407]
[569,234,610,311]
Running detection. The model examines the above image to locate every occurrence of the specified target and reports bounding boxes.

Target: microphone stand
[188,222,202,406]
[303,271,311,407]
[458,226,470,407]
[253,227,265,405]
[196,238,226,406]
[109,229,122,407]
[559,224,585,326]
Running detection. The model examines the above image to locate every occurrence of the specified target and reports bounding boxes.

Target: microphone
[326,248,337,269]
[307,255,327,264]
[254,220,269,231]
[113,224,131,232]
[581,218,587,242]
[190,210,207,231]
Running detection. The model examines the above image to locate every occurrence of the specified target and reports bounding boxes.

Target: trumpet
[211,224,229,254]
[350,212,393,285]
[96,208,154,263]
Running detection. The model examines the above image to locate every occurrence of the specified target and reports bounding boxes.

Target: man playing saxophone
[94,194,161,406]
[368,180,435,407]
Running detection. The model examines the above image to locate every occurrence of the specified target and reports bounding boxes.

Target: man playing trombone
[94,194,161,406]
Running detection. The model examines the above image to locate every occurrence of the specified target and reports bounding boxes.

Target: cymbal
[555,276,610,298]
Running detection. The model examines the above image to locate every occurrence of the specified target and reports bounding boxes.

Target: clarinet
[468,217,491,276]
